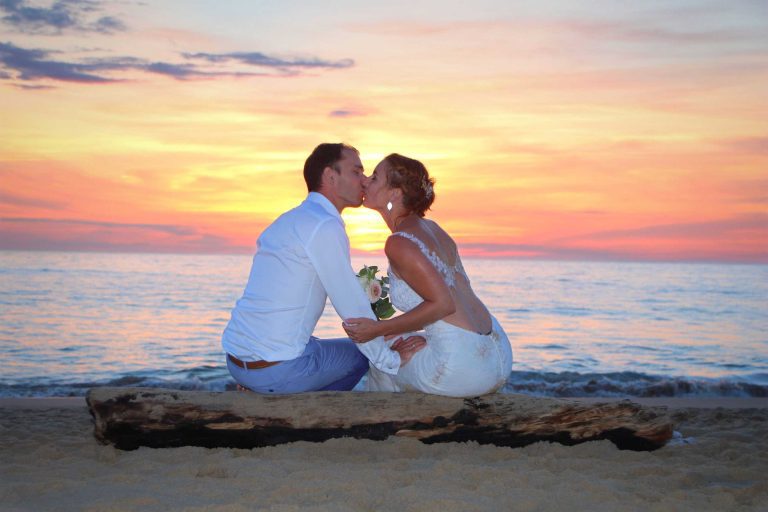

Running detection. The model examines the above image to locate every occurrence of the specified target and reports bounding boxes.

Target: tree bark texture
[86,387,674,451]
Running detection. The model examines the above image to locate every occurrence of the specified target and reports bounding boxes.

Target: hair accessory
[386,201,393,212]
[421,176,434,198]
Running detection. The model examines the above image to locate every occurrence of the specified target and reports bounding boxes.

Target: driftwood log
[86,387,674,452]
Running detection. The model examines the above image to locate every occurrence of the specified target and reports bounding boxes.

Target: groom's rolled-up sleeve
[306,219,401,375]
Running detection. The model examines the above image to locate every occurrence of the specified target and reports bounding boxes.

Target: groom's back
[221,195,341,362]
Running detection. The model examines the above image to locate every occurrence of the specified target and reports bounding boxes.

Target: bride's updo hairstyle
[384,153,435,217]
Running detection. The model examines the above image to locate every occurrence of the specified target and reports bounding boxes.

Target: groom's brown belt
[228,354,281,370]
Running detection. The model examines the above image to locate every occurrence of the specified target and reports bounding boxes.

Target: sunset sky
[1,0,766,262]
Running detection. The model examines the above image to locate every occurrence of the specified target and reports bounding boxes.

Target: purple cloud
[0,216,248,253]
[329,109,367,118]
[0,191,67,209]
[183,51,354,71]
[555,214,768,242]
[0,41,355,85]
[0,0,126,34]
[0,41,117,82]
[0,217,197,235]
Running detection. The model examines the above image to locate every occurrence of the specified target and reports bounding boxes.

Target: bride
[342,154,513,397]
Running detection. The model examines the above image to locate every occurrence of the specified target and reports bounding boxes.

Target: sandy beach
[1,396,767,512]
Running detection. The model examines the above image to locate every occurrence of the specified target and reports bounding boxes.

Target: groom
[222,143,425,393]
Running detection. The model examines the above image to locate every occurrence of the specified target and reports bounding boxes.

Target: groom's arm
[305,218,401,375]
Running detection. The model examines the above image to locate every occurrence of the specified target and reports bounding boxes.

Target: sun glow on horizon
[343,208,391,253]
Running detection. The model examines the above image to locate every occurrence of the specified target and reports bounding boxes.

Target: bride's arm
[344,235,455,342]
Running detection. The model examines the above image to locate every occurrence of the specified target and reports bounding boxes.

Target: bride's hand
[391,335,426,367]
[342,317,381,343]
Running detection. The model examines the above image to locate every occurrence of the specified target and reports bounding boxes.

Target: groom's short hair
[304,143,358,192]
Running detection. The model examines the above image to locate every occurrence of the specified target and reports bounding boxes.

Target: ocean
[1,250,766,398]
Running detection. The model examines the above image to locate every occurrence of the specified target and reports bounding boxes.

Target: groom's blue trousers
[226,337,369,393]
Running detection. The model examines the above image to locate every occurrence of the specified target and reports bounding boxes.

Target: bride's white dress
[367,232,513,397]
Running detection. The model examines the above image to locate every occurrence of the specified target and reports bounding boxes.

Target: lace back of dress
[390,225,492,335]
[390,230,467,288]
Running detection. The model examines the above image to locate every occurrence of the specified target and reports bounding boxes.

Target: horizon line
[0,247,765,266]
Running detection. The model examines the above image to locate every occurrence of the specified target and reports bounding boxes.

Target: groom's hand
[342,317,379,343]
[391,335,426,367]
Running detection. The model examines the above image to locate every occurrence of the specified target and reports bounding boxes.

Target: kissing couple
[222,143,512,397]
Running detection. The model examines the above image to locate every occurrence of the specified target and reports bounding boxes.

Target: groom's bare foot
[236,384,252,392]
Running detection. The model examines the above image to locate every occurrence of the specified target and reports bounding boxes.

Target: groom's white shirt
[222,192,400,374]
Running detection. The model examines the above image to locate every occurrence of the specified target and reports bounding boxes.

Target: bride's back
[397,218,492,335]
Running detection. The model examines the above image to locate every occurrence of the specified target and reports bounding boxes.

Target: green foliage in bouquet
[356,265,396,320]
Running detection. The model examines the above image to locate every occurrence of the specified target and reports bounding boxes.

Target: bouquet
[356,265,396,320]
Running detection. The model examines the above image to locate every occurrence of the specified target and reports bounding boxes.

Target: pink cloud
[0,217,250,254]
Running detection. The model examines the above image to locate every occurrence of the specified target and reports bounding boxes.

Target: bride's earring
[386,201,393,212]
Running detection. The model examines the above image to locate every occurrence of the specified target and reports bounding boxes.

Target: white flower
[358,276,383,304]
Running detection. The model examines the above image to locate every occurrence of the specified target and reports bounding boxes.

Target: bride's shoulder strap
[389,231,455,286]
[389,231,431,256]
